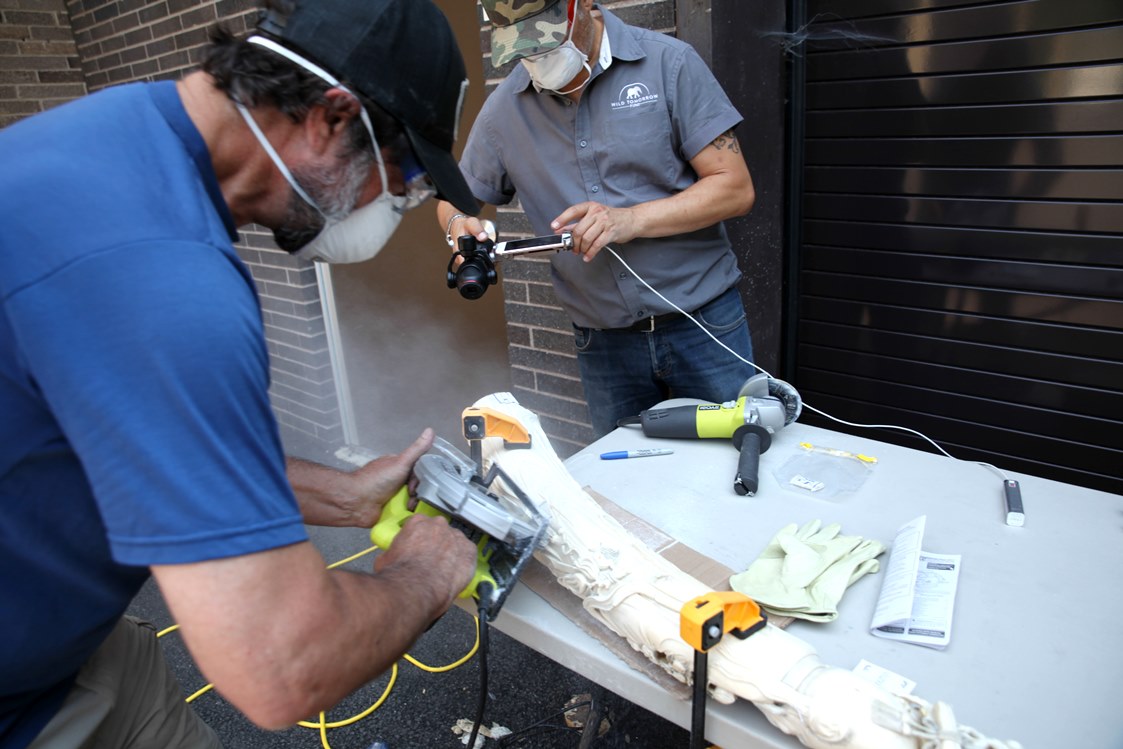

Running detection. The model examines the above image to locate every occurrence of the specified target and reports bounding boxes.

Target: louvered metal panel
[807,100,1123,138]
[800,304,1123,385]
[806,135,1123,167]
[790,0,1123,494]
[797,343,1123,422]
[804,221,1121,265]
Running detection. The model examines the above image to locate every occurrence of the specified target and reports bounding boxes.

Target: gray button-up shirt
[460,8,744,329]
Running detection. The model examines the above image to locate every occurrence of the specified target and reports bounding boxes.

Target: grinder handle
[639,404,706,439]
[732,425,772,496]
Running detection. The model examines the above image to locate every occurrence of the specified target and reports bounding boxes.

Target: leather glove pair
[729,520,885,622]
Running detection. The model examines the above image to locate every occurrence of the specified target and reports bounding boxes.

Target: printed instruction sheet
[869,515,961,650]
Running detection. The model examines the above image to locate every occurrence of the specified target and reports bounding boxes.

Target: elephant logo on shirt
[612,82,658,111]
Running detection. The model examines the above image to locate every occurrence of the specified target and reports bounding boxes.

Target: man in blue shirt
[0,0,479,746]
[437,0,758,437]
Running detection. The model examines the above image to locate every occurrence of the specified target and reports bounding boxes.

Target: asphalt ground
[126,522,692,749]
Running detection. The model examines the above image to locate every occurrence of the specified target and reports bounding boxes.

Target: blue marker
[600,448,674,460]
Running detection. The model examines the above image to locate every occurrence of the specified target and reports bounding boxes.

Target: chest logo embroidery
[611,82,659,111]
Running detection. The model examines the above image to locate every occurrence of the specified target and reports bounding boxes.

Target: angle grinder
[629,374,802,496]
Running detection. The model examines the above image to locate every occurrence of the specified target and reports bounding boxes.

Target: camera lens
[456,259,490,299]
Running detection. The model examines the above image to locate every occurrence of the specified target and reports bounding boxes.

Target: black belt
[601,310,685,333]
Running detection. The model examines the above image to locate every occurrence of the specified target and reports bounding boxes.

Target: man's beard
[273,152,375,254]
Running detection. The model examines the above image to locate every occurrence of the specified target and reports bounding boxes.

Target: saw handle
[732,424,771,497]
[370,486,496,600]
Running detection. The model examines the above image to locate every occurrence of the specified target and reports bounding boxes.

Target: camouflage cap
[482,0,570,67]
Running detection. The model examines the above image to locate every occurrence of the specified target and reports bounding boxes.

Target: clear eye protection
[390,136,437,213]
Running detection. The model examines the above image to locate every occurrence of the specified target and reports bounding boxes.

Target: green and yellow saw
[370,408,550,622]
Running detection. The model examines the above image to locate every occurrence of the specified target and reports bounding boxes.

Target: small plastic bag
[772,447,874,499]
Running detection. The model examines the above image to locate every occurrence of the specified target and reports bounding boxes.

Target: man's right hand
[374,513,477,614]
[152,515,478,730]
[438,200,491,267]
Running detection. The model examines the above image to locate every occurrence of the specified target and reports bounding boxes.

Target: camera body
[447,233,497,300]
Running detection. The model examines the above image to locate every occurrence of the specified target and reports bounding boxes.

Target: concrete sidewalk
[128,523,690,749]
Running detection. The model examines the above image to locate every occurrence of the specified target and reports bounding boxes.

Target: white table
[489,401,1123,748]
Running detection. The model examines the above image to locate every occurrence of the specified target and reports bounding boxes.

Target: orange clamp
[680,591,767,652]
[462,406,531,448]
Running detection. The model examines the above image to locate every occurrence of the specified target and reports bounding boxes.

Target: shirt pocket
[596,99,675,197]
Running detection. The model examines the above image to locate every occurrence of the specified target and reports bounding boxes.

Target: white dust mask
[296,193,403,263]
[520,21,590,94]
[238,35,432,264]
[297,151,439,264]
[299,152,439,263]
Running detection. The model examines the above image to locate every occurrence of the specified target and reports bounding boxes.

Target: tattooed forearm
[711,130,741,154]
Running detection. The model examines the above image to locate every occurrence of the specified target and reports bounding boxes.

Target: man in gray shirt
[436,0,757,437]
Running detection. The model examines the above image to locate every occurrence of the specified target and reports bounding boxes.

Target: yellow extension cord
[156,544,481,749]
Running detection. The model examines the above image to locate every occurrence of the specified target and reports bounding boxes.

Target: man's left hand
[286,428,436,528]
[552,202,639,262]
[346,428,435,527]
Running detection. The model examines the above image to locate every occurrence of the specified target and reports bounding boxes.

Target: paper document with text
[870,515,961,650]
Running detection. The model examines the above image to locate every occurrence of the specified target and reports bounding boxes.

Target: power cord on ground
[466,585,493,749]
[496,699,593,746]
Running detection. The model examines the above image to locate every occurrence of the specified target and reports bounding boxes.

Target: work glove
[729,520,885,622]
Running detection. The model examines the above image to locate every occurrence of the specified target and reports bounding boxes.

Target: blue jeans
[574,286,756,438]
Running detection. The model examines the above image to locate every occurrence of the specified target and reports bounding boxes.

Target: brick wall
[1,0,345,457]
[0,0,86,127]
[477,0,676,457]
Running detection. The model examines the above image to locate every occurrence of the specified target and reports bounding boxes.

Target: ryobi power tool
[628,374,802,496]
[370,407,550,622]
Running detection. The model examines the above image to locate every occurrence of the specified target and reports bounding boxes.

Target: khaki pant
[28,617,222,749]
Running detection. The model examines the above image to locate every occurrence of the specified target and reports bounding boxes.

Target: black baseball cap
[257,0,479,214]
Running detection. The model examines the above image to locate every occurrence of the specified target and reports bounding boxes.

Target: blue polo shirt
[460,7,744,329]
[0,81,308,747]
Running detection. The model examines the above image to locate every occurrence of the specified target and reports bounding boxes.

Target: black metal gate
[787,0,1123,494]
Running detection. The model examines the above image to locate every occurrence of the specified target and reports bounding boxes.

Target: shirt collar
[598,26,613,71]
[598,6,644,63]
[149,81,238,241]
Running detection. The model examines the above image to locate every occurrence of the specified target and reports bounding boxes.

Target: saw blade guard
[414,437,547,547]
[736,373,803,430]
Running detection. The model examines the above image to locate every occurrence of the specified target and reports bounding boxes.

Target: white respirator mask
[520,21,590,95]
[238,36,434,264]
[298,151,436,264]
[298,191,404,264]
